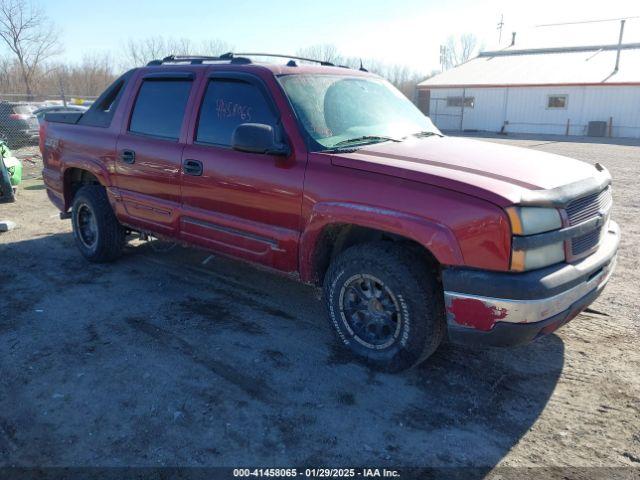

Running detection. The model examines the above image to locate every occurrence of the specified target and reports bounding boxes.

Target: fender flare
[299,202,464,283]
[61,157,113,210]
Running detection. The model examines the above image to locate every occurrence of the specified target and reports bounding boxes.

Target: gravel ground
[0,137,639,476]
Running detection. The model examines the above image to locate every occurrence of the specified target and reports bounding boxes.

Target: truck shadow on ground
[1,233,564,473]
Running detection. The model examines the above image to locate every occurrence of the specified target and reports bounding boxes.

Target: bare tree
[64,54,116,95]
[124,36,173,67]
[0,0,60,96]
[124,36,232,67]
[443,33,478,70]
[0,29,430,104]
[0,54,11,87]
[294,44,429,102]
[296,44,343,64]
[201,38,233,56]
[168,37,192,57]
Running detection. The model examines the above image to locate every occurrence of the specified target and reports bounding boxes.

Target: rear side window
[196,79,276,146]
[80,71,133,128]
[129,80,192,140]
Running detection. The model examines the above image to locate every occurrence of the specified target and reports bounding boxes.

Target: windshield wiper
[331,135,402,148]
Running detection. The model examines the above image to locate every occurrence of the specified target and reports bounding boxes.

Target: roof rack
[226,52,335,66]
[146,54,252,66]
[227,52,373,71]
[146,52,370,71]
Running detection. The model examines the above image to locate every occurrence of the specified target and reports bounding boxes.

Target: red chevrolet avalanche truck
[40,54,619,371]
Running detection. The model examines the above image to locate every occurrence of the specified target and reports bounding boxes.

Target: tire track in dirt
[125,316,278,404]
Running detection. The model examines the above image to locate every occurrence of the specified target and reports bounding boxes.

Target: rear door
[114,71,198,235]
[179,72,306,272]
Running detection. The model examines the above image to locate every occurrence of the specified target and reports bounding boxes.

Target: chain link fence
[0,93,97,151]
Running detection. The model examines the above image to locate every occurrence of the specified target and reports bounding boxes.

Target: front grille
[566,186,612,226]
[565,186,612,258]
[571,229,602,256]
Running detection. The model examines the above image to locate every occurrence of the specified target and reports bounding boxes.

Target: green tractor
[0,140,22,203]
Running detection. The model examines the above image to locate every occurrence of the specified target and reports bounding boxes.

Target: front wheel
[71,185,125,262]
[323,242,445,372]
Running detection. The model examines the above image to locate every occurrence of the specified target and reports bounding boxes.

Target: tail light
[39,121,47,155]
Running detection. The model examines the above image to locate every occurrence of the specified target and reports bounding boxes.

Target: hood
[331,136,608,207]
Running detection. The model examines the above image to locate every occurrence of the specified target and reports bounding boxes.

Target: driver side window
[196,79,276,147]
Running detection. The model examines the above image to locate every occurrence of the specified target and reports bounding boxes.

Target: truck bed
[44,112,84,124]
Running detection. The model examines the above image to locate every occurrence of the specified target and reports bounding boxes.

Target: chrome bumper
[443,221,619,337]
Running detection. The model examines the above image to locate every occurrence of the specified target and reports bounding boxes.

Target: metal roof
[419,43,640,88]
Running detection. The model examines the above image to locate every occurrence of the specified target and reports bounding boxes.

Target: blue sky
[44,0,639,73]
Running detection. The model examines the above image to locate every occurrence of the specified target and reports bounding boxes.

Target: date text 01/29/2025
[232,468,401,478]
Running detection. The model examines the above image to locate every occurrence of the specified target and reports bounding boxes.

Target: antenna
[497,14,504,44]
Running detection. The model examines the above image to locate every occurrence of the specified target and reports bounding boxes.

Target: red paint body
[447,298,508,331]
[41,62,608,335]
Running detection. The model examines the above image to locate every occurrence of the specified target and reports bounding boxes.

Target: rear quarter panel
[41,70,138,212]
[42,123,118,211]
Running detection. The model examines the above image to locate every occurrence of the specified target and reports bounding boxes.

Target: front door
[180,74,306,272]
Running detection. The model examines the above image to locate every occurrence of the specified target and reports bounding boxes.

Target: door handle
[183,159,203,176]
[120,149,136,164]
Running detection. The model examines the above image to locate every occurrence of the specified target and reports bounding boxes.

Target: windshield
[278,74,440,150]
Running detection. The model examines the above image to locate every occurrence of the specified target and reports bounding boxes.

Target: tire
[323,242,445,372]
[71,185,125,263]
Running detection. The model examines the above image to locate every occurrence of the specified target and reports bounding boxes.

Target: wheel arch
[299,202,464,285]
[62,163,109,210]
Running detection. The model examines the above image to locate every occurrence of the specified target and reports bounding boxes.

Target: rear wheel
[323,242,445,372]
[71,185,125,262]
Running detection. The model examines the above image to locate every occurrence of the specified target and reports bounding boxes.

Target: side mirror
[231,123,289,156]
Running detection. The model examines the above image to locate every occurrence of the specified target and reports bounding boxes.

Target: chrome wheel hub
[338,274,402,349]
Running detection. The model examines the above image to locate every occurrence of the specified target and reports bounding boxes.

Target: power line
[536,16,640,27]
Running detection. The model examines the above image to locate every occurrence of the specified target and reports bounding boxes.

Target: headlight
[506,206,564,271]
[505,207,562,235]
[511,241,565,271]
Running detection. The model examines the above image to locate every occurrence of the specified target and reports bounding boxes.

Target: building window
[547,95,568,109]
[446,96,474,108]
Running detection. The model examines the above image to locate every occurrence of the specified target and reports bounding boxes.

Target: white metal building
[417,43,640,138]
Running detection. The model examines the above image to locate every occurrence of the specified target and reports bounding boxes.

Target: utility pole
[614,19,626,72]
[497,14,504,44]
[534,16,636,73]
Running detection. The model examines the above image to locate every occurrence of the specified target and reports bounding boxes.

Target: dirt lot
[1,137,639,475]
